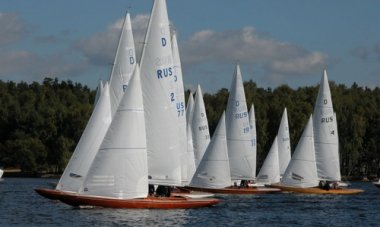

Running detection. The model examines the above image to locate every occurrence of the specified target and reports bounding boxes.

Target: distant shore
[2,169,61,178]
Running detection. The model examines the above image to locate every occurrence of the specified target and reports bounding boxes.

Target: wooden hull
[35,188,70,200]
[35,188,220,209]
[185,186,281,194]
[270,184,364,195]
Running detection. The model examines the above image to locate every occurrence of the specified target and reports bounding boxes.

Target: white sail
[282,116,319,188]
[81,65,148,199]
[186,121,196,183]
[226,65,255,180]
[186,92,195,125]
[171,31,188,185]
[248,104,257,178]
[109,12,136,117]
[185,93,196,183]
[313,70,341,181]
[94,80,104,105]
[191,85,211,167]
[257,136,280,184]
[278,108,291,175]
[190,112,231,189]
[0,169,3,179]
[140,0,182,186]
[56,82,112,192]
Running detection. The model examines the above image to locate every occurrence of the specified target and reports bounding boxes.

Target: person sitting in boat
[148,184,155,196]
[155,185,171,197]
[319,180,330,190]
[240,180,249,188]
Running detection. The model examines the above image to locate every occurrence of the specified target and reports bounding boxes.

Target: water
[1,178,379,226]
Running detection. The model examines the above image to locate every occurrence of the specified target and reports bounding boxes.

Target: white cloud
[0,13,25,46]
[180,26,329,86]
[74,14,149,66]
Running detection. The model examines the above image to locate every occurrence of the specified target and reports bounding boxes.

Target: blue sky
[1,0,379,93]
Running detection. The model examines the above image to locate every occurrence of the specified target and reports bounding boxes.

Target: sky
[1,0,380,93]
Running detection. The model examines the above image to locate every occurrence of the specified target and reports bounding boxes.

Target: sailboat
[313,69,341,182]
[256,137,281,185]
[36,12,136,200]
[312,70,361,192]
[187,65,279,194]
[36,0,219,208]
[271,118,363,194]
[39,65,218,208]
[0,168,3,179]
[373,180,380,189]
[187,112,276,194]
[255,107,290,186]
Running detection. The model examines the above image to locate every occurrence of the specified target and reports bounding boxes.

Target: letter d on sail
[161,38,166,46]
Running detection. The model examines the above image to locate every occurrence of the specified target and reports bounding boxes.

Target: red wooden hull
[270,183,364,195]
[35,188,220,209]
[185,186,281,194]
[35,188,69,200]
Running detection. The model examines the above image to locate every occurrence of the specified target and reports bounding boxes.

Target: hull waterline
[185,186,281,194]
[35,188,220,209]
[270,184,364,195]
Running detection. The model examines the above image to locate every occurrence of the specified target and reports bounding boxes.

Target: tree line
[0,78,379,179]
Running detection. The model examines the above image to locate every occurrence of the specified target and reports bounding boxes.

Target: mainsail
[226,65,255,180]
[313,70,341,181]
[140,0,181,186]
[191,85,211,167]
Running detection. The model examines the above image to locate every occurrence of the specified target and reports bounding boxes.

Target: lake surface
[1,178,379,226]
